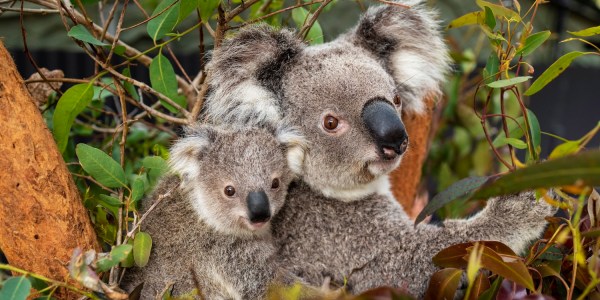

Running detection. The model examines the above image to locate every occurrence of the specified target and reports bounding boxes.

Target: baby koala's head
[168,124,304,237]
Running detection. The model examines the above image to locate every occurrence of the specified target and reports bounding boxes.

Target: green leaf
[122,68,139,101]
[447,11,481,29]
[492,116,525,147]
[525,51,590,96]
[526,109,541,160]
[476,0,521,21]
[199,0,220,22]
[52,83,94,153]
[483,53,500,84]
[568,25,600,37]
[133,232,152,267]
[143,156,169,176]
[473,245,535,290]
[516,30,551,57]
[484,7,496,29]
[68,24,107,46]
[120,240,136,268]
[0,276,32,300]
[131,178,146,203]
[423,268,463,300]
[147,0,180,42]
[487,76,531,88]
[291,7,323,45]
[471,150,600,199]
[478,277,503,300]
[178,0,200,23]
[96,244,133,272]
[76,144,128,188]
[495,137,528,149]
[149,53,183,113]
[549,141,580,159]
[415,176,489,225]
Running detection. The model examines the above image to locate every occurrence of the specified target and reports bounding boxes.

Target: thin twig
[124,183,180,242]
[0,6,58,13]
[299,0,333,40]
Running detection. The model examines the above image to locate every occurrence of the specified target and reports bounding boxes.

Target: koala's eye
[323,115,339,131]
[224,185,236,197]
[393,95,402,107]
[271,178,280,189]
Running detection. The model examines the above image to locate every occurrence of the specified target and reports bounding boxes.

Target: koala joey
[122,124,303,299]
[201,1,558,297]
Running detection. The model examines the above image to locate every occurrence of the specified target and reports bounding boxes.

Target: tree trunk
[389,96,436,219]
[0,42,99,295]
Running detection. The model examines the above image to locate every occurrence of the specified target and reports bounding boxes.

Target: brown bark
[389,96,436,219]
[0,42,99,293]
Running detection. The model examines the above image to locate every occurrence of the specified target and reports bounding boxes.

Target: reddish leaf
[423,268,463,300]
[466,272,491,300]
[472,246,535,291]
[433,241,516,268]
[351,286,415,300]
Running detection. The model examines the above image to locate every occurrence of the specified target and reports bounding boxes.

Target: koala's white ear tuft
[345,1,452,113]
[168,124,217,178]
[275,125,308,176]
[204,25,305,128]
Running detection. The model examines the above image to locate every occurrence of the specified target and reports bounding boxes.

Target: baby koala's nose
[246,190,271,223]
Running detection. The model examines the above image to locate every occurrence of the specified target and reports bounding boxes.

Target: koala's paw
[487,190,558,222]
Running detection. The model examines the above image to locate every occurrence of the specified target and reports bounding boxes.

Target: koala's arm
[428,191,558,254]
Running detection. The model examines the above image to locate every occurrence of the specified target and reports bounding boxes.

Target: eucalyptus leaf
[447,11,481,29]
[476,0,521,21]
[53,83,94,153]
[415,176,490,225]
[568,25,600,37]
[525,51,590,96]
[483,54,500,84]
[133,232,153,267]
[199,0,220,22]
[68,24,107,46]
[149,53,184,113]
[526,109,541,160]
[471,150,600,199]
[516,31,551,57]
[487,76,531,88]
[147,0,180,42]
[0,276,32,300]
[291,7,323,45]
[484,7,495,29]
[76,144,128,188]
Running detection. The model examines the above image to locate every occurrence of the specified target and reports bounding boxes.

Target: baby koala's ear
[274,124,308,176]
[169,124,218,178]
[343,1,451,113]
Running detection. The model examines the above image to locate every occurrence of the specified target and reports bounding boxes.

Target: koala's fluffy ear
[169,124,217,178]
[204,25,304,127]
[345,1,451,113]
[275,124,308,176]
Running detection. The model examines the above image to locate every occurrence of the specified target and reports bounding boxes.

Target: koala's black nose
[246,190,271,223]
[362,99,409,160]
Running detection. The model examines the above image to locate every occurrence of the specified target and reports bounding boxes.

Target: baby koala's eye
[393,95,402,107]
[224,185,236,197]
[323,115,339,131]
[271,178,280,189]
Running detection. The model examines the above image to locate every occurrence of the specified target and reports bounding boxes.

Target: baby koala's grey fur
[201,1,558,297]
[122,125,299,299]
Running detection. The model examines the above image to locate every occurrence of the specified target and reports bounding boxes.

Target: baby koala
[122,124,303,299]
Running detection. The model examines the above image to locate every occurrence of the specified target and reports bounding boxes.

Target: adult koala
[201,1,556,297]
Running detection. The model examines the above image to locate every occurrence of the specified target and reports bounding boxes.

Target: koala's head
[168,125,302,236]
[203,1,450,201]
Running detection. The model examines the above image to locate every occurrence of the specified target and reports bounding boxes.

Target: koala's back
[122,176,280,299]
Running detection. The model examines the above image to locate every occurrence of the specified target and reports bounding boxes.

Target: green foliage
[53,83,94,153]
[133,232,153,268]
[76,144,128,188]
[0,276,31,300]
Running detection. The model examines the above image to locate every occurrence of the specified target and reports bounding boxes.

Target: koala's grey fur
[122,126,299,299]
[201,1,558,297]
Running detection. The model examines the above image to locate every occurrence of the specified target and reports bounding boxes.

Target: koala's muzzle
[246,190,271,223]
[362,99,409,160]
